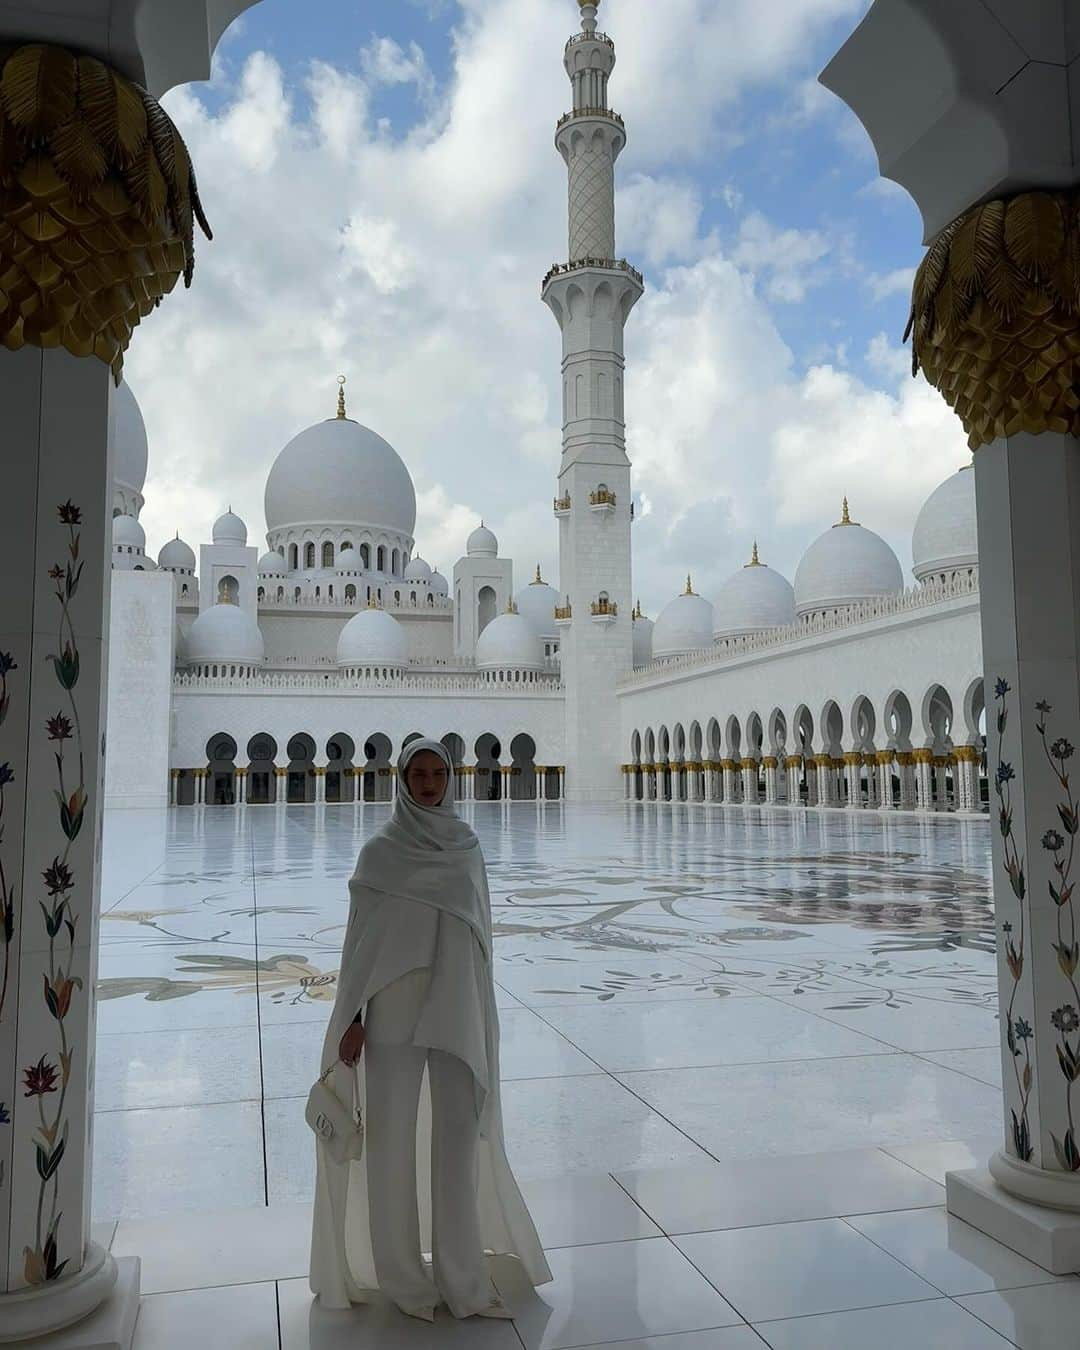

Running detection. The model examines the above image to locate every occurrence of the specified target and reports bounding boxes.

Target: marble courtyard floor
[89,803,1080,1349]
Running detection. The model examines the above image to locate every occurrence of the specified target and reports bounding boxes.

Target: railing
[566,30,614,48]
[174,667,564,694]
[255,590,453,613]
[590,598,617,616]
[589,489,616,506]
[557,107,624,131]
[553,494,571,513]
[554,604,573,620]
[619,573,980,688]
[542,257,644,291]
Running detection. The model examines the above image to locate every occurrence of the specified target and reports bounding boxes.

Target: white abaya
[308,742,553,1309]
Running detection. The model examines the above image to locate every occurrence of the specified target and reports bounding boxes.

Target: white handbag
[306,1061,365,1165]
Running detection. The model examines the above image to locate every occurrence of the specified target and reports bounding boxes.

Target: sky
[129,0,971,617]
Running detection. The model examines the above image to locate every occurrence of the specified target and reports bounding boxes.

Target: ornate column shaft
[843,753,862,808]
[314,766,326,804]
[741,759,759,805]
[274,765,286,804]
[762,757,778,804]
[823,0,1080,1271]
[235,767,246,806]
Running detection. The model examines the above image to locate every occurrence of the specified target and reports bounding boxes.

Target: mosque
[104,0,987,817]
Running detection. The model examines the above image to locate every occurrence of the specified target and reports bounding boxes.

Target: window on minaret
[322,541,334,568]
[304,542,315,569]
[360,543,370,568]
[289,543,298,570]
[217,575,239,604]
[377,545,386,571]
[392,548,400,575]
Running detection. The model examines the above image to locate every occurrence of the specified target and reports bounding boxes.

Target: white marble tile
[493,955,749,1007]
[957,1280,1080,1348]
[882,1137,1002,1186]
[542,996,894,1073]
[844,1205,1067,1296]
[496,1007,601,1079]
[92,1101,266,1221]
[499,1073,716,1181]
[774,991,1000,1053]
[133,1280,280,1350]
[278,1274,523,1348]
[617,1055,1002,1161]
[756,1297,1016,1349]
[94,1024,262,1110]
[612,1149,943,1235]
[261,1019,331,1100]
[265,1096,315,1206]
[492,1238,745,1350]
[517,1172,663,1249]
[920,1048,1003,1088]
[674,1217,939,1322]
[114,1201,312,1294]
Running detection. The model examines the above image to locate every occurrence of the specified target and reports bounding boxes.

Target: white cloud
[130,0,954,624]
[866,265,915,302]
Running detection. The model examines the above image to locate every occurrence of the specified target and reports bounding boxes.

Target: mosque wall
[105,570,176,807]
[169,686,566,768]
[618,591,983,756]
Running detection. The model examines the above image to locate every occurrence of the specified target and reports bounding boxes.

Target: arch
[474,732,502,801]
[724,715,742,759]
[361,732,393,802]
[922,683,955,751]
[850,695,876,751]
[509,732,537,800]
[477,585,496,636]
[216,574,239,605]
[746,712,763,757]
[205,732,237,806]
[962,677,986,742]
[321,540,334,569]
[285,733,316,803]
[345,583,356,603]
[377,545,386,572]
[257,586,265,602]
[705,717,721,760]
[440,732,466,799]
[288,543,298,570]
[768,708,787,754]
[820,700,844,756]
[304,541,316,569]
[884,690,914,750]
[275,585,284,600]
[245,732,276,805]
[325,732,355,803]
[392,547,400,576]
[359,542,371,569]
[402,730,425,751]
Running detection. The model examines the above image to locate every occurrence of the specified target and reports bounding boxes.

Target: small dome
[794,500,903,615]
[475,609,543,670]
[514,567,560,635]
[652,579,714,659]
[113,514,145,550]
[713,544,796,639]
[632,603,654,667]
[110,381,148,497]
[186,603,265,666]
[264,413,416,538]
[212,509,247,546]
[158,534,196,571]
[467,522,498,557]
[912,465,977,581]
[336,546,362,572]
[336,606,409,668]
[257,550,284,574]
[403,556,432,581]
[429,568,449,596]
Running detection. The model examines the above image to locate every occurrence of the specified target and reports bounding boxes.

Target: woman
[309,737,553,1322]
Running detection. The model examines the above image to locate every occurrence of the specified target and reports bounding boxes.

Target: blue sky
[134,0,968,615]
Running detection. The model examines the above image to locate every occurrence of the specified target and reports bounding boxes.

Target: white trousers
[363,967,499,1318]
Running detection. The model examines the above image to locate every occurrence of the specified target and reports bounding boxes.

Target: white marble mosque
[3,1,1080,1348]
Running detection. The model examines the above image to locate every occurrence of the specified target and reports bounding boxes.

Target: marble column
[864,755,880,809]
[895,753,916,811]
[314,766,326,804]
[823,0,1080,1271]
[536,766,545,802]
[274,766,287,804]
[814,756,836,808]
[557,767,566,800]
[721,760,738,804]
[784,756,801,805]
[741,759,760,805]
[235,767,246,805]
[804,758,819,807]
[169,769,179,807]
[956,745,981,812]
[843,753,863,807]
[875,751,894,808]
[762,757,778,804]
[913,750,933,811]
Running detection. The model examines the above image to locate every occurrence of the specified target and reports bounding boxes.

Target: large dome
[113,514,145,550]
[159,535,196,572]
[110,381,147,496]
[713,545,796,639]
[514,568,560,636]
[467,522,498,557]
[213,509,247,545]
[337,606,409,668]
[475,609,543,670]
[912,465,977,581]
[794,501,903,615]
[265,416,416,537]
[652,580,714,659]
[186,604,264,666]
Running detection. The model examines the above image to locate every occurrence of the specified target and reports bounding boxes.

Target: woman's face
[405,749,449,806]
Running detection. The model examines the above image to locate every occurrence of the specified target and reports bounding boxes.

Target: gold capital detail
[907,190,1080,449]
[0,43,209,379]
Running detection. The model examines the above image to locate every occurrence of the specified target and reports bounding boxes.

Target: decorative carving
[0,43,210,379]
[906,190,1080,450]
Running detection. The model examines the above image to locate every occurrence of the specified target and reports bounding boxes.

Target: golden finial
[336,375,347,420]
[841,496,850,524]
[633,597,643,619]
[746,539,761,567]
[684,573,693,595]
[506,597,518,614]
[532,563,543,584]
[366,591,379,609]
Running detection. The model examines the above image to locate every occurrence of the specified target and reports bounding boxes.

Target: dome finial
[748,539,761,566]
[506,596,518,614]
[634,597,642,618]
[336,375,347,420]
[533,562,543,584]
[684,573,693,595]
[841,496,850,524]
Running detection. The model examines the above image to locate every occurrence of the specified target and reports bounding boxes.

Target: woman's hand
[338,1023,365,1066]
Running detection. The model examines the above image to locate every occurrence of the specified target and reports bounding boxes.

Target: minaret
[542,0,642,802]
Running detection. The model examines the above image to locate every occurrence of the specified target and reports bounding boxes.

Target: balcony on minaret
[553,493,572,516]
[542,257,644,294]
[554,599,573,624]
[590,594,617,623]
[556,107,624,132]
[589,486,616,513]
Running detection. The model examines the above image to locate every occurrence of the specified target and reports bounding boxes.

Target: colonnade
[170,762,568,804]
[623,744,986,812]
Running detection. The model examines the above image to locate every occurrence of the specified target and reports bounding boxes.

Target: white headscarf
[348,738,492,962]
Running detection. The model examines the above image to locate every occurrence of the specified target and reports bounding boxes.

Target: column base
[0,1248,139,1346]
[947,1166,1080,1274]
